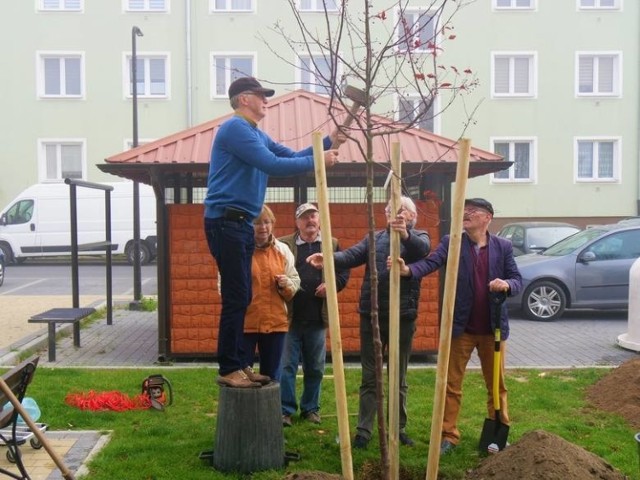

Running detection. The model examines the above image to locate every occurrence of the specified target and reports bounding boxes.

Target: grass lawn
[9,366,639,479]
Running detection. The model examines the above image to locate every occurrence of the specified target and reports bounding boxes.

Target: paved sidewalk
[1,308,637,369]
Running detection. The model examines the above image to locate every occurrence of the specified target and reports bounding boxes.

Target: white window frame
[395,7,439,54]
[490,137,537,183]
[123,0,169,12]
[491,52,537,98]
[37,139,87,182]
[493,0,536,10]
[296,0,339,12]
[395,93,440,134]
[574,136,621,183]
[36,51,85,99]
[577,0,621,10]
[123,52,171,99]
[295,53,342,96]
[210,0,255,12]
[37,0,83,12]
[210,52,256,99]
[575,51,621,97]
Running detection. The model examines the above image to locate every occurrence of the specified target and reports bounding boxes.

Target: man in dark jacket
[395,198,522,454]
[308,196,431,448]
[279,203,350,426]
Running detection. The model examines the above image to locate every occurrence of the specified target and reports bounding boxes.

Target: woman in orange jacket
[242,204,300,383]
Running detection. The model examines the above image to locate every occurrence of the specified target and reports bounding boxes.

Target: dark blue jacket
[408,233,522,339]
[334,227,430,319]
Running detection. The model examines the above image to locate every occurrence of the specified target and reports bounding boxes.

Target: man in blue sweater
[204,76,342,388]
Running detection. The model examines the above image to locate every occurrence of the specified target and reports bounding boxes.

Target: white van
[0,182,157,265]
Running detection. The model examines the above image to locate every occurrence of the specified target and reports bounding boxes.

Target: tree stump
[213,382,284,473]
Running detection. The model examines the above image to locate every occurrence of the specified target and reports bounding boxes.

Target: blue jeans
[280,323,326,416]
[204,217,254,376]
[243,332,286,382]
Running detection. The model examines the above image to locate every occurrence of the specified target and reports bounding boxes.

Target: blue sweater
[204,115,331,221]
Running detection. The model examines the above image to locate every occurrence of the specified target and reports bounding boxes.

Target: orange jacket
[244,236,300,333]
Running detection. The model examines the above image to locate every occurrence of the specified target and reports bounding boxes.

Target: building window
[491,139,534,182]
[298,0,338,12]
[297,54,338,95]
[575,138,619,182]
[211,54,255,97]
[124,0,168,12]
[578,0,621,10]
[494,0,535,9]
[211,0,254,11]
[124,54,169,98]
[576,53,621,96]
[396,8,437,54]
[397,94,438,133]
[37,52,84,98]
[39,0,82,11]
[492,53,536,97]
[38,140,85,181]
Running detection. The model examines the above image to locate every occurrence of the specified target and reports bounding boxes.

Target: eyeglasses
[464,208,488,216]
[242,91,267,100]
[253,219,273,226]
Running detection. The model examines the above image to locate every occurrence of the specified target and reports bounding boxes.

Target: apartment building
[1,0,637,227]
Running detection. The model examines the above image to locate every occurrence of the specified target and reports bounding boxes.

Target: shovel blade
[479,417,510,454]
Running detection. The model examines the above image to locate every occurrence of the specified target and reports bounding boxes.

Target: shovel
[478,291,509,455]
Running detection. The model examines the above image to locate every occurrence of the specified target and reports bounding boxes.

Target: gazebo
[100,90,507,361]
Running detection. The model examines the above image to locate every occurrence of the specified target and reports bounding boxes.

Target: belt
[223,207,249,222]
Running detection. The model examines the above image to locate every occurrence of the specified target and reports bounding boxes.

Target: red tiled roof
[102,90,506,184]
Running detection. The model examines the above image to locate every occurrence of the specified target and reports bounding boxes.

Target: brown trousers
[442,332,509,445]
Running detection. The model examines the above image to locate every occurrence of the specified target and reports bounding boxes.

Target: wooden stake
[312,132,354,480]
[0,377,76,480]
[388,142,402,479]
[425,138,472,480]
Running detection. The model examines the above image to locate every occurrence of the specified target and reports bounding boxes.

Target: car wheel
[126,242,151,266]
[523,280,567,322]
[0,259,4,287]
[0,242,13,264]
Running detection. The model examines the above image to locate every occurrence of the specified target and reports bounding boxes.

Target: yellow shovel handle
[493,328,501,412]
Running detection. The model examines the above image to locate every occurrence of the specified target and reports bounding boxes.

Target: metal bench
[28,308,95,362]
[0,355,41,480]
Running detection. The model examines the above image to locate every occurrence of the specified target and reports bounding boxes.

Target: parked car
[0,248,4,287]
[618,217,640,226]
[497,222,580,257]
[507,224,640,321]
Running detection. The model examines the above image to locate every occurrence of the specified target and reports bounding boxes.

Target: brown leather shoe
[217,370,261,388]
[243,367,271,385]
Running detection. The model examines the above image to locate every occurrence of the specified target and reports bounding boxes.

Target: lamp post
[131,26,144,309]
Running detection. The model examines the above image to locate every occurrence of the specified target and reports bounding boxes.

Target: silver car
[497,221,580,256]
[507,224,640,321]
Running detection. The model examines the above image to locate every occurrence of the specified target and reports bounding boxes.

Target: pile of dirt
[586,357,640,429]
[284,461,416,480]
[465,430,628,480]
[286,357,640,480]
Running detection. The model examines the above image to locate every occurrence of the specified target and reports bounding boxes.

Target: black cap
[464,198,494,215]
[228,77,275,99]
